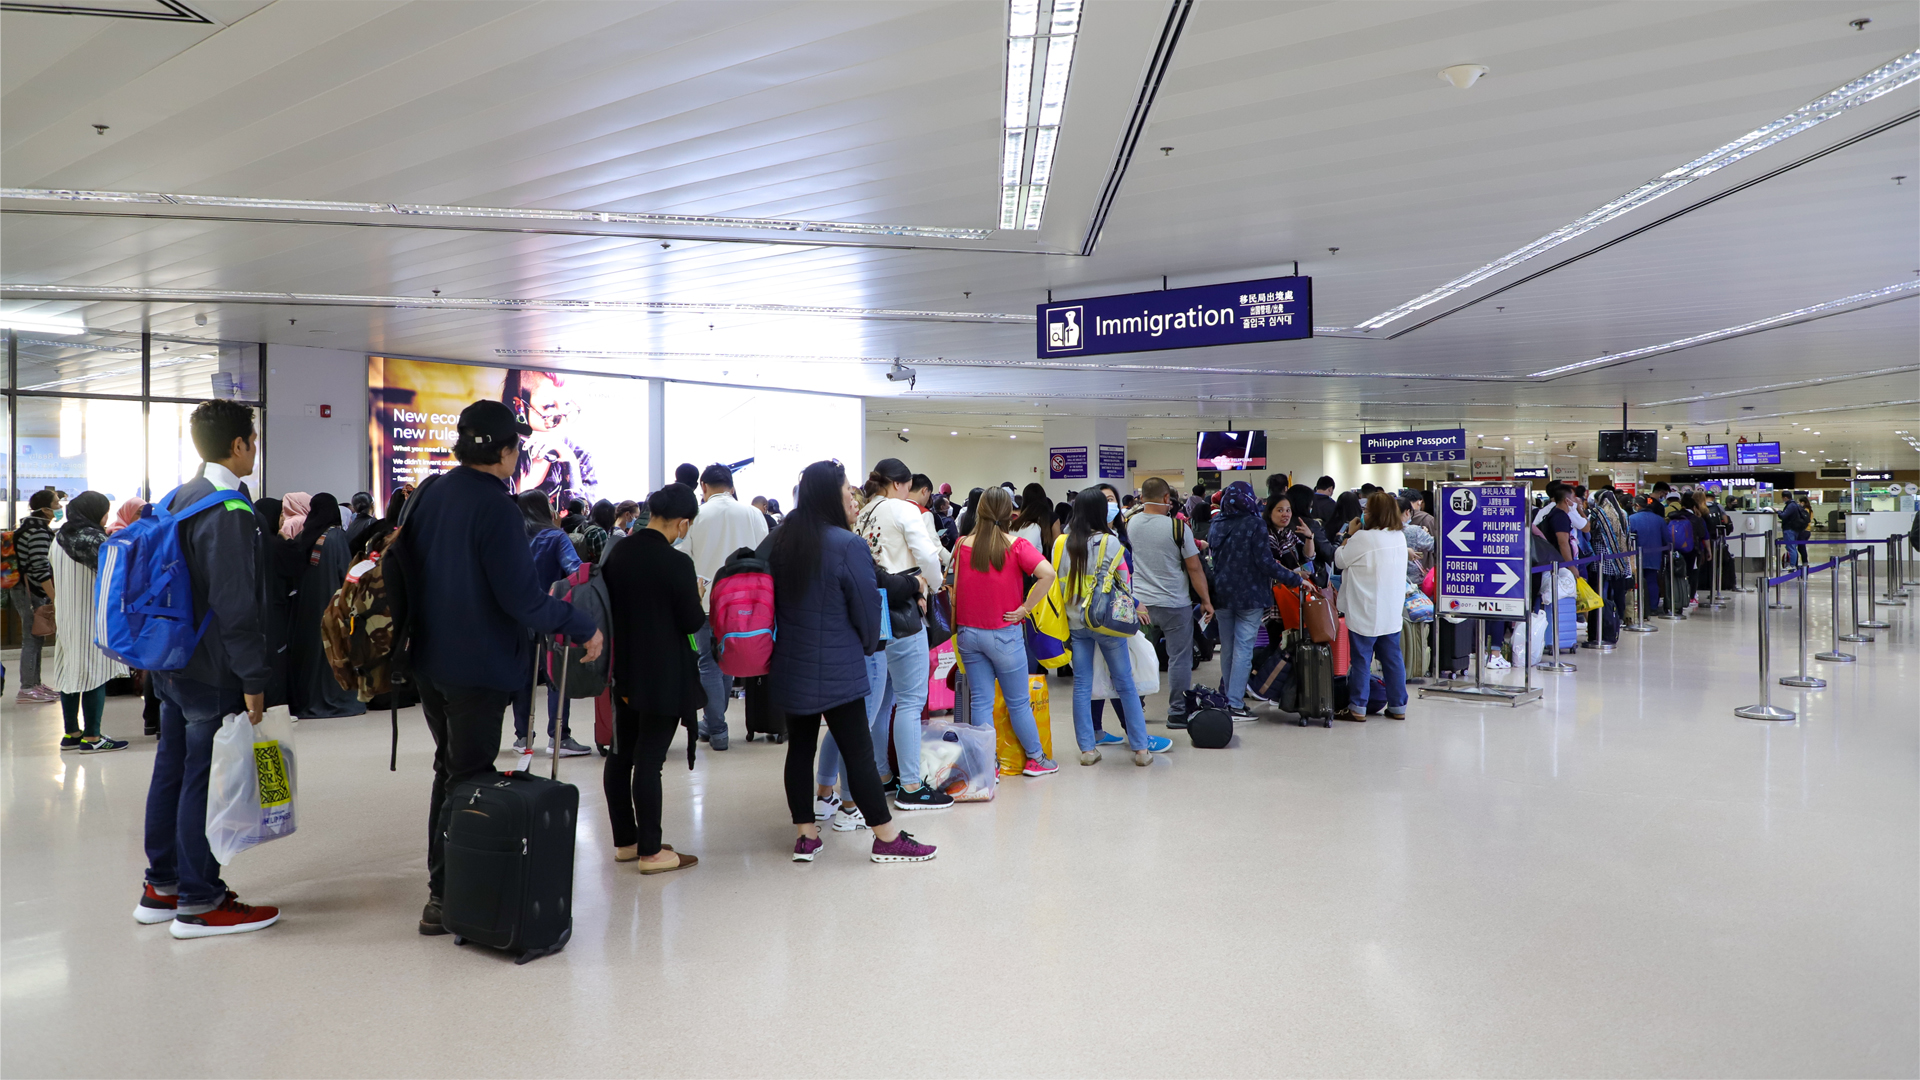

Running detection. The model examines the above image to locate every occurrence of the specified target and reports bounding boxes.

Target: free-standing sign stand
[1420,481,1541,707]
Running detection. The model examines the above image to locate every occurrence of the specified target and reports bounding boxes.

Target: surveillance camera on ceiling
[895,432,910,443]
[885,361,917,382]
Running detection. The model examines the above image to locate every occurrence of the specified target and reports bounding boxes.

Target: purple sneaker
[792,836,823,862]
[870,831,937,864]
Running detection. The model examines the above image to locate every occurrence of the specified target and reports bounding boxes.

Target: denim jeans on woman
[861,628,929,788]
[956,624,1041,759]
[1214,606,1263,706]
[1068,628,1147,752]
[1346,630,1407,717]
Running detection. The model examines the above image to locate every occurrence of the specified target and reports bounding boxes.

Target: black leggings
[62,685,108,737]
[783,698,892,828]
[603,699,683,855]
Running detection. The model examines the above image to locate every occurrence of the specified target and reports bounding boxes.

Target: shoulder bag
[1083,535,1140,638]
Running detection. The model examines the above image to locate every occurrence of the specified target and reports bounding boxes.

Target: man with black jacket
[136,400,280,938]
[403,400,602,936]
[1311,476,1340,538]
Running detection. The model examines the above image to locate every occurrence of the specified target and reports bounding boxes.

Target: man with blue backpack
[128,400,281,938]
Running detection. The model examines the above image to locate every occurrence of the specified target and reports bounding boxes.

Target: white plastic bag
[1552,566,1577,601]
[1089,632,1160,698]
[921,719,997,802]
[205,705,298,864]
[1526,609,1548,668]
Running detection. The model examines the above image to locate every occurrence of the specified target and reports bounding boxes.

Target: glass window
[8,395,146,522]
[148,401,260,498]
[12,330,147,397]
[150,339,261,402]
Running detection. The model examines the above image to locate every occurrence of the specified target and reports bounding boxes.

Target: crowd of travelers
[0,395,1825,941]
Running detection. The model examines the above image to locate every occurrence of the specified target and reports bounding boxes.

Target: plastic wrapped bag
[1526,609,1548,668]
[205,705,298,864]
[1088,632,1160,699]
[921,718,997,802]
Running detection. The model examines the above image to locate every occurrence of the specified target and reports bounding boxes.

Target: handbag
[1300,583,1338,645]
[1404,580,1435,623]
[1574,575,1604,614]
[1082,535,1140,638]
[31,598,55,638]
[924,589,953,648]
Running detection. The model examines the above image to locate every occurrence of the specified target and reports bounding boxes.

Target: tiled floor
[2,587,1915,1077]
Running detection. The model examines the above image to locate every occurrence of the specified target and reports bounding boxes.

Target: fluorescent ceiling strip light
[1000,0,1081,231]
[905,355,1518,382]
[0,284,1031,324]
[0,188,991,241]
[1529,280,1920,377]
[1631,364,1920,407]
[1354,49,1920,331]
[15,336,139,353]
[1,311,85,333]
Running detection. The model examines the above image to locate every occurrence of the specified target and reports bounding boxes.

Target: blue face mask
[1106,501,1120,523]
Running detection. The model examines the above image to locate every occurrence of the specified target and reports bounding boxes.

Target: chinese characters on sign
[1436,483,1529,618]
[1037,276,1313,358]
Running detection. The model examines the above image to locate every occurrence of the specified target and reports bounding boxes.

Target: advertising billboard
[663,382,862,506]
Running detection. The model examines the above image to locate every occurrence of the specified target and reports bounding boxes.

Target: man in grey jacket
[135,400,281,939]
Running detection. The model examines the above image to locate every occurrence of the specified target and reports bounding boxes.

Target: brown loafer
[637,851,697,875]
[614,843,671,863]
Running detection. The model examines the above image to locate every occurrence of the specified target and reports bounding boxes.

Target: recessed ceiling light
[1010,434,1017,439]
[951,431,958,435]
[1355,51,1920,330]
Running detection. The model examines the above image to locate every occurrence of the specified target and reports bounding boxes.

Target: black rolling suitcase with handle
[741,674,785,743]
[442,631,578,964]
[1289,636,1335,727]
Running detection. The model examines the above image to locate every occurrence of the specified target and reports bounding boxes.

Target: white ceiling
[3,0,1917,469]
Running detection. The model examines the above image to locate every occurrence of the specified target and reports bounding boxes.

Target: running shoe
[792,836,823,862]
[1144,735,1173,754]
[813,794,841,822]
[1021,757,1059,777]
[870,831,937,863]
[893,784,953,812]
[1095,731,1125,746]
[80,735,129,754]
[831,806,868,832]
[169,895,279,939]
[60,734,85,751]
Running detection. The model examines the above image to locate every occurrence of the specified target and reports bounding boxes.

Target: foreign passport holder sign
[1037,275,1312,358]
[1361,428,1465,464]
[1436,483,1529,618]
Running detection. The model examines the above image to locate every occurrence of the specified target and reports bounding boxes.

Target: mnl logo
[1046,306,1084,351]
[1448,600,1461,610]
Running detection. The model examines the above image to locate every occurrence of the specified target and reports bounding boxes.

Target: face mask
[1106,502,1120,523]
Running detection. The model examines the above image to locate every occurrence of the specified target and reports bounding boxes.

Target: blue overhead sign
[1436,483,1530,618]
[1361,428,1465,464]
[1037,275,1312,358]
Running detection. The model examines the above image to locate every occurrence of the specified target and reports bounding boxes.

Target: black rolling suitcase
[741,675,786,743]
[442,768,577,964]
[1289,638,1335,727]
[1436,616,1475,676]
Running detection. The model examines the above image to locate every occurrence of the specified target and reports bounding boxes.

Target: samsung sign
[1361,428,1466,464]
[1038,275,1312,358]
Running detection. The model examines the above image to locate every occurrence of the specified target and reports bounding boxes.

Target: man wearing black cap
[399,400,603,936]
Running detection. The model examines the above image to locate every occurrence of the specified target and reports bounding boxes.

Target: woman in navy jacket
[771,461,937,865]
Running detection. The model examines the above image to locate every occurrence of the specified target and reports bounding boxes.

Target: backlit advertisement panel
[663,382,863,506]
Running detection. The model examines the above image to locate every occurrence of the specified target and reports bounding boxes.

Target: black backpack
[1187,708,1233,749]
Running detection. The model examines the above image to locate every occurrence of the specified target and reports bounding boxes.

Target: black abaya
[288,526,365,719]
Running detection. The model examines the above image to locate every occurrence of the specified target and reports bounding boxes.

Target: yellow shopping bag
[1574,575,1604,614]
[993,674,1053,775]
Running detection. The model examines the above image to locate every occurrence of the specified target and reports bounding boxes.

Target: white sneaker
[813,794,841,822]
[831,805,868,832]
[1485,653,1512,670]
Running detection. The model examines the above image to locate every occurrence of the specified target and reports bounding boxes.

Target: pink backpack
[709,545,775,677]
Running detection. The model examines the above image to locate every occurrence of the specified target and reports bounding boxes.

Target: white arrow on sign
[1492,562,1520,594]
[1448,520,1475,551]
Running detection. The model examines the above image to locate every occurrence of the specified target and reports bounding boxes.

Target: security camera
[895,432,910,443]
[885,362,917,382]
[1665,424,1673,431]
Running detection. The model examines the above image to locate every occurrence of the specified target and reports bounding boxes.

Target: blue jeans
[693,624,733,739]
[144,672,245,913]
[861,629,929,787]
[1068,628,1147,752]
[1347,630,1407,715]
[957,624,1042,760]
[1215,606,1263,706]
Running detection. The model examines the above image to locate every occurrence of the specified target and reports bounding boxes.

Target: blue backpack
[94,486,248,671]
[1665,517,1695,555]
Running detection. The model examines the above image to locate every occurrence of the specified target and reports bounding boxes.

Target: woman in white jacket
[1334,491,1410,722]
[854,458,951,811]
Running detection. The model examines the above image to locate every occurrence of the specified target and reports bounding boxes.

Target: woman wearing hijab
[1209,480,1305,718]
[286,493,365,719]
[278,491,312,540]
[254,497,297,710]
[50,491,130,751]
[106,496,146,535]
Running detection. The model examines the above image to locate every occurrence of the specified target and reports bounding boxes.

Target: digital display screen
[1196,430,1268,470]
[1735,441,1782,466]
[1597,430,1660,463]
[664,382,863,506]
[1686,443,1730,467]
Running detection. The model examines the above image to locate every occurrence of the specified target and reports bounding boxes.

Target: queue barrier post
[1882,536,1908,606]
[1534,561,1576,673]
[1731,531,1756,593]
[1860,545,1891,630]
[1623,533,1656,633]
[1655,547,1687,620]
[1768,534,1791,610]
[1839,547,1872,644]
[1735,562,1795,721]
[1898,533,1917,594]
[1707,536,1726,609]
[1814,553,1858,664]
[1779,561,1826,690]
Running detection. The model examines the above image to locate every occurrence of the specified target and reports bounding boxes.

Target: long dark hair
[1013,482,1051,536]
[518,490,557,537]
[771,460,850,599]
[1063,487,1113,585]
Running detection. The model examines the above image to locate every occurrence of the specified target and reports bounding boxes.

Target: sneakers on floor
[16,687,55,705]
[1021,757,1059,777]
[169,895,279,938]
[708,732,729,752]
[893,784,953,812]
[1079,750,1102,766]
[1144,735,1172,754]
[1165,712,1190,730]
[553,737,592,757]
[813,793,841,822]
[80,736,129,754]
[1485,653,1512,670]
[1244,685,1272,703]
[792,836,823,862]
[831,806,868,832]
[1228,706,1257,721]
[1134,750,1153,766]
[134,882,178,924]
[1095,731,1125,746]
[60,734,84,751]
[511,736,529,752]
[870,831,937,863]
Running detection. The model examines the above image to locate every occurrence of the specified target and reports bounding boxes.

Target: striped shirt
[50,542,128,693]
[13,516,53,588]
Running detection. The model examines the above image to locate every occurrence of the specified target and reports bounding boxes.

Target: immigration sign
[1037,275,1312,358]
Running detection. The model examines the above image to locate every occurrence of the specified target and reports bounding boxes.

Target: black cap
[458,399,530,445]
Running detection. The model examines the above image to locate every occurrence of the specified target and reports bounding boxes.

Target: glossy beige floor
[3,586,1916,1078]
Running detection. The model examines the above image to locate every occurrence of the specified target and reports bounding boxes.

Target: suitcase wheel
[452,935,467,946]
[771,734,785,744]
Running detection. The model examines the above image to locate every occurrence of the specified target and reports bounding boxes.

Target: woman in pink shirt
[951,486,1059,776]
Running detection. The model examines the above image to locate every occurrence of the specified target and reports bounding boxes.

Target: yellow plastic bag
[993,674,1053,775]
[1574,575,1604,614]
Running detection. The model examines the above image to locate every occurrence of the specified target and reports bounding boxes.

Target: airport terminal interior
[1,1,1916,1076]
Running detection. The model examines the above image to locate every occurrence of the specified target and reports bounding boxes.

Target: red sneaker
[169,895,279,939]
[134,882,178,924]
